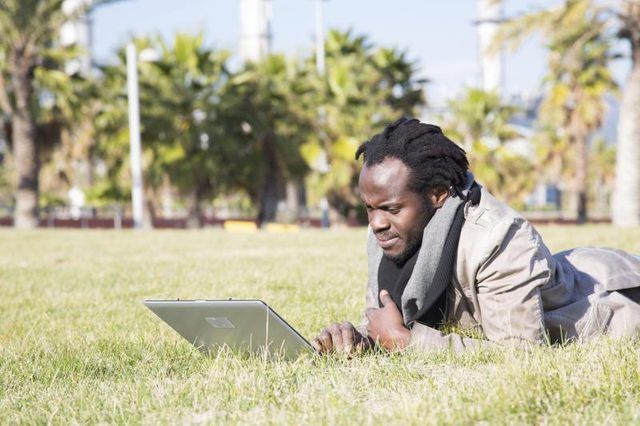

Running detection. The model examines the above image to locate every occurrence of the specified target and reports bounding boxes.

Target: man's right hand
[310,322,371,355]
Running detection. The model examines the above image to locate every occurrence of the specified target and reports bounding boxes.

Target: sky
[90,0,631,105]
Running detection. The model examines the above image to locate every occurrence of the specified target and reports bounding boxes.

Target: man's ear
[429,187,449,208]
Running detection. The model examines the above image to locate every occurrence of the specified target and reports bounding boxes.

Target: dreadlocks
[355,117,469,194]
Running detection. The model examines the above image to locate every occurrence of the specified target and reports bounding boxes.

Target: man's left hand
[366,290,411,351]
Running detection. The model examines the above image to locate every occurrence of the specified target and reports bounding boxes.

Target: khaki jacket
[362,187,640,352]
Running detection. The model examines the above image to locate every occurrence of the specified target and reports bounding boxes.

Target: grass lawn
[2,225,640,424]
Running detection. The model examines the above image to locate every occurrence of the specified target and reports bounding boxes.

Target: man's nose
[369,210,389,232]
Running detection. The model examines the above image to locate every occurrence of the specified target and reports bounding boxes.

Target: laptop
[144,299,315,360]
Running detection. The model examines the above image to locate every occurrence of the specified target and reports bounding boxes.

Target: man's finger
[340,322,354,353]
[355,333,372,352]
[379,290,395,308]
[310,338,323,353]
[328,324,343,351]
[318,329,333,352]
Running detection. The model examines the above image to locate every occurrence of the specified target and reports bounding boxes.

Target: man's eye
[388,208,400,214]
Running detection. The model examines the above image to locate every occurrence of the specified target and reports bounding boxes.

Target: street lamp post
[126,43,144,230]
[314,0,331,229]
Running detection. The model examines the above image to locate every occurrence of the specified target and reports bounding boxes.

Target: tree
[92,34,231,227]
[612,1,640,226]
[444,87,535,208]
[300,29,426,219]
[94,35,230,226]
[590,137,616,215]
[37,64,99,212]
[0,0,84,228]
[219,54,313,224]
[138,34,230,227]
[89,60,135,213]
[497,0,616,223]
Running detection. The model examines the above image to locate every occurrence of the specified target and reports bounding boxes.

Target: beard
[385,198,437,266]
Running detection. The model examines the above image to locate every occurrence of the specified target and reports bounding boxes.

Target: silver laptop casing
[144,299,314,360]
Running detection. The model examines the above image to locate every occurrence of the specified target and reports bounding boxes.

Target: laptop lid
[144,299,314,360]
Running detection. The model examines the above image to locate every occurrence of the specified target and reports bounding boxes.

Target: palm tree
[590,137,616,215]
[444,87,535,208]
[93,34,231,227]
[0,0,90,228]
[300,29,426,219]
[220,54,313,225]
[496,0,616,223]
[139,34,230,227]
[612,1,640,226]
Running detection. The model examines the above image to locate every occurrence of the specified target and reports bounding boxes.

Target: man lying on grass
[311,117,640,354]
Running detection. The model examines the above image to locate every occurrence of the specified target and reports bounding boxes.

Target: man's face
[359,158,438,265]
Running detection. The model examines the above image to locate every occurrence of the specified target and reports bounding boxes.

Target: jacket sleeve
[361,278,496,352]
[408,322,497,352]
[357,227,383,337]
[356,276,379,337]
[407,218,551,352]
[474,218,549,345]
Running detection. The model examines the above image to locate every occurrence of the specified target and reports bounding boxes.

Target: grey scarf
[366,172,480,326]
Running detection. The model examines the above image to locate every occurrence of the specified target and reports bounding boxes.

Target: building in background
[60,0,93,75]
[476,0,504,93]
[239,0,272,62]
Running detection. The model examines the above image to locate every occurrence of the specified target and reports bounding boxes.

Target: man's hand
[366,290,411,351]
[311,322,371,355]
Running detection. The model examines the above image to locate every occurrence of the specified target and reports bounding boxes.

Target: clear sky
[90,0,630,105]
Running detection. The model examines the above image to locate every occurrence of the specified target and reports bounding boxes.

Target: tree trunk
[573,126,588,225]
[10,57,39,229]
[186,163,212,228]
[285,180,299,222]
[284,178,308,223]
[257,133,282,225]
[143,186,156,229]
[0,120,7,164]
[612,37,640,226]
[186,187,204,229]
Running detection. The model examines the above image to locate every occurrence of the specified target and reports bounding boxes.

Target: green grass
[2,226,640,424]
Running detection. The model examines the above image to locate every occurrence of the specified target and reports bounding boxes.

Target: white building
[60,0,93,75]
[239,0,272,62]
[476,0,504,93]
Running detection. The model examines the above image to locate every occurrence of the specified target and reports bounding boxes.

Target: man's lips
[375,234,400,249]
